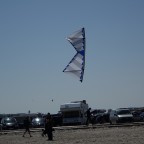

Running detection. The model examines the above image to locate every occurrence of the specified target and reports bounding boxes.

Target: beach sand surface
[0,126,144,144]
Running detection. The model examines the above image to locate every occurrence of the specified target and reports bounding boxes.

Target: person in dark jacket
[86,108,91,125]
[45,113,54,140]
[23,116,32,137]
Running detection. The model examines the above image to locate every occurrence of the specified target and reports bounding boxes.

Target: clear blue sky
[0,0,144,114]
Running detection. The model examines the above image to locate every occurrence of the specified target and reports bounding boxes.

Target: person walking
[23,116,32,137]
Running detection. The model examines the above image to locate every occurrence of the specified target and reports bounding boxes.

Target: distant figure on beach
[23,116,32,137]
[86,108,91,125]
[45,113,54,140]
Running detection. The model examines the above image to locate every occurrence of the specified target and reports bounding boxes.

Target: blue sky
[0,0,144,114]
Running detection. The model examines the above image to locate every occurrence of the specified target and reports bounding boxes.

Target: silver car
[31,117,45,128]
[109,109,133,124]
[1,117,19,129]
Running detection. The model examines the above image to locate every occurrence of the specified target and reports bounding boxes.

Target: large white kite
[63,28,86,82]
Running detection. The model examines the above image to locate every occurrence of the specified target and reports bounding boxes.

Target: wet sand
[0,125,144,144]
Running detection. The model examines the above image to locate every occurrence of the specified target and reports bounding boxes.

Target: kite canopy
[63,28,86,82]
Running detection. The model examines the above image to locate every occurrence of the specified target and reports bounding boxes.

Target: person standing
[23,116,32,137]
[86,108,91,125]
[45,113,54,140]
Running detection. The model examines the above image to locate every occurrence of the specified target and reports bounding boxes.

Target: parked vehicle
[0,124,2,131]
[60,100,88,125]
[1,117,19,129]
[132,111,142,122]
[91,113,104,124]
[140,112,144,121]
[109,109,133,124]
[91,112,110,124]
[51,113,63,126]
[31,117,45,128]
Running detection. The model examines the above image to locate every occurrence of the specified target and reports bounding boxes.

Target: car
[91,113,103,124]
[1,117,19,130]
[31,117,45,128]
[140,112,144,121]
[109,109,133,124]
[132,111,142,122]
[51,113,63,126]
[0,124,2,131]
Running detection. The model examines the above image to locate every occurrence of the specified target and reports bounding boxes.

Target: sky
[0,0,144,114]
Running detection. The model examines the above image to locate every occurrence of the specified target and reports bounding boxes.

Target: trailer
[60,100,88,125]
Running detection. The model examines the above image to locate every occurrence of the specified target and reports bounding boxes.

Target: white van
[109,109,133,124]
[60,100,88,125]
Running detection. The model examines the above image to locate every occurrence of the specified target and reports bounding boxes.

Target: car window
[117,110,130,114]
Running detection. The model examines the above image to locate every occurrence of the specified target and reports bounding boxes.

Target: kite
[63,28,86,82]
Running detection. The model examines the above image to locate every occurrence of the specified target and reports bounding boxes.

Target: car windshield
[117,110,131,114]
[4,118,16,123]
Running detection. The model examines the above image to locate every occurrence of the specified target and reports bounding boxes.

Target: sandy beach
[0,125,144,144]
